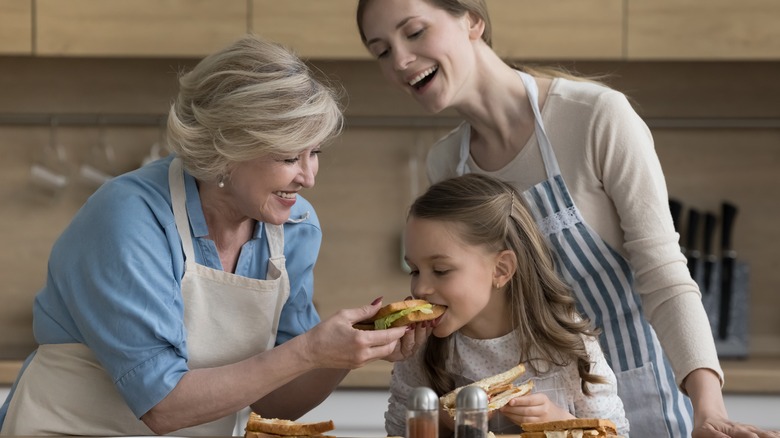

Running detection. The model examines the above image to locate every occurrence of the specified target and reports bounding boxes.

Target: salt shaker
[454,386,488,438]
[407,387,439,438]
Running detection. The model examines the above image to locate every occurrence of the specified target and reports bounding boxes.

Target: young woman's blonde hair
[408,173,607,397]
[166,34,344,182]
[356,0,601,82]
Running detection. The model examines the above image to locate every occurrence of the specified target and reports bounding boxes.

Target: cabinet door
[488,0,623,60]
[0,0,32,55]
[628,0,780,60]
[252,0,370,59]
[36,0,247,57]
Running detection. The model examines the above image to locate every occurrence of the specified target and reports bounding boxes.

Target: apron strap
[455,71,562,179]
[264,223,285,260]
[516,71,561,177]
[456,123,471,175]
[168,157,197,264]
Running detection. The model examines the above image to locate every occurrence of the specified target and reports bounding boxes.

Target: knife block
[697,261,750,359]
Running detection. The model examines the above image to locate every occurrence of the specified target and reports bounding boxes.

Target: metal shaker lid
[408,387,439,411]
[456,386,488,410]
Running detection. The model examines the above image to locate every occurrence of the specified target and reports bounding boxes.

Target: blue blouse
[0,155,322,423]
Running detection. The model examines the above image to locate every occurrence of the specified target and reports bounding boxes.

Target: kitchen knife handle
[685,209,701,280]
[702,212,718,293]
[718,255,736,339]
[669,198,683,235]
[720,202,738,252]
[703,212,717,255]
[685,208,701,255]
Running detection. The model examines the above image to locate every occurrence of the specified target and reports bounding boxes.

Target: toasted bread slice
[367,300,442,322]
[521,431,622,438]
[385,304,446,327]
[355,299,447,330]
[246,432,336,438]
[520,418,619,438]
[521,418,617,433]
[487,380,535,410]
[440,364,529,415]
[245,412,335,436]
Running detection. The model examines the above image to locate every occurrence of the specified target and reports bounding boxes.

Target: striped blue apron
[454,71,693,438]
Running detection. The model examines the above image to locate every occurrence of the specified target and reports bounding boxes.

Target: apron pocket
[616,362,669,438]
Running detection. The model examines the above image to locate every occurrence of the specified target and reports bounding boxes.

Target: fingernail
[405,325,414,332]
[371,296,383,305]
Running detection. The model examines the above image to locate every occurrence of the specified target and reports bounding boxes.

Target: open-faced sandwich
[439,363,534,417]
[520,418,622,438]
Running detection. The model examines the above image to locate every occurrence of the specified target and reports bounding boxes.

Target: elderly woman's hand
[381,321,433,362]
[297,299,410,369]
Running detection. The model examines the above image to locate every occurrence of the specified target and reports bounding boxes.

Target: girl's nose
[412,278,433,298]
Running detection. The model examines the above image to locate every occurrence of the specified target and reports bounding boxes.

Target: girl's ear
[493,249,517,289]
[466,11,486,41]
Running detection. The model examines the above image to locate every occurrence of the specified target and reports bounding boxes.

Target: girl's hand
[499,392,575,425]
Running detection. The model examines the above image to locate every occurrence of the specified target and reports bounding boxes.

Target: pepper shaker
[407,387,439,438]
[454,386,488,438]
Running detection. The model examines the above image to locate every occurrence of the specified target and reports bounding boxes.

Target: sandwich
[244,412,335,438]
[440,364,534,417]
[520,418,621,438]
[354,299,447,330]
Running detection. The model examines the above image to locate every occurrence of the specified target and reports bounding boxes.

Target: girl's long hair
[408,173,607,396]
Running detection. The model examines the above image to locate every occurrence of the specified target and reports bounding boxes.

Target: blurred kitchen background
[1,0,779,433]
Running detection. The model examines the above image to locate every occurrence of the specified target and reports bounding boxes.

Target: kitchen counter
[2,357,780,393]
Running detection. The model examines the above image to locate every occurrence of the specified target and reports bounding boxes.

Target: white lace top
[384,329,629,436]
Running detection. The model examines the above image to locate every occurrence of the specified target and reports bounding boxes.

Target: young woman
[389,173,628,436]
[357,1,778,437]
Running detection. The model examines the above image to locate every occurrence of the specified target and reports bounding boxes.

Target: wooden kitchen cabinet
[487,0,623,60]
[36,0,247,57]
[252,0,623,61]
[628,0,780,60]
[0,0,32,55]
[252,0,369,59]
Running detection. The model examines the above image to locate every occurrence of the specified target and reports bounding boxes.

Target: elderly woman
[0,35,412,436]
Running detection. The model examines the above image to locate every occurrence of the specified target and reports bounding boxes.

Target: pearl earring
[217,175,225,188]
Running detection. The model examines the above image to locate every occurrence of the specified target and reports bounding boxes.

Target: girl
[355,1,773,437]
[389,173,628,436]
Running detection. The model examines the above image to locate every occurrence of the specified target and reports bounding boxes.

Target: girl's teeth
[409,66,437,86]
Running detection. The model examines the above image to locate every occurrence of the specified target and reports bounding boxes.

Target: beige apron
[2,157,290,436]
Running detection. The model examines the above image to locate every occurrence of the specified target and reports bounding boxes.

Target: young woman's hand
[692,416,780,438]
[499,392,575,425]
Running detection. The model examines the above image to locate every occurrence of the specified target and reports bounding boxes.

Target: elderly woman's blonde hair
[166,34,344,182]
